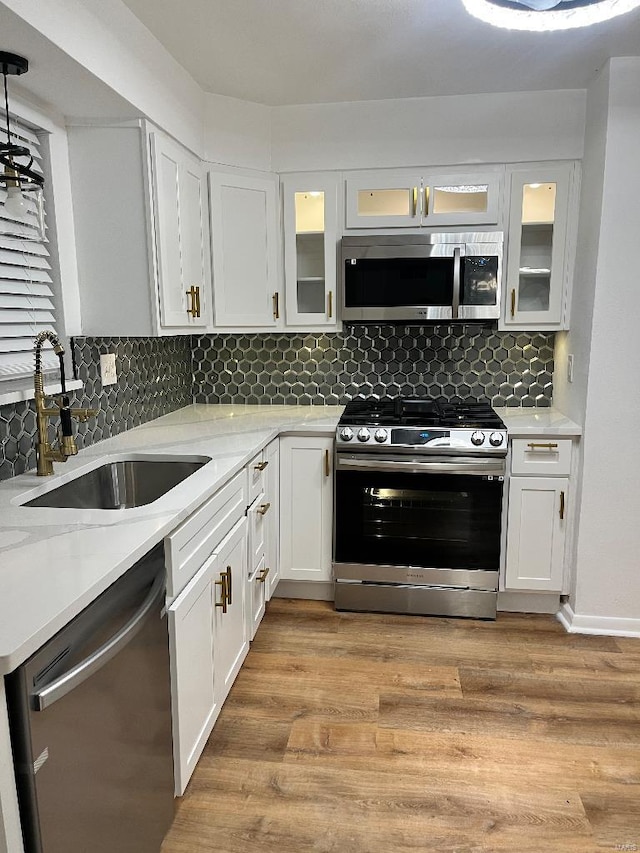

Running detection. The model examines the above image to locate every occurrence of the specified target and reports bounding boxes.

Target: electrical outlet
[567,353,574,383]
[100,353,117,386]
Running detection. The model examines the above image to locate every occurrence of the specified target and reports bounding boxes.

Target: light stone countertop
[0,401,580,674]
[495,407,582,437]
[0,404,343,675]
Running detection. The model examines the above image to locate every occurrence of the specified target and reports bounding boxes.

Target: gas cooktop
[336,397,508,455]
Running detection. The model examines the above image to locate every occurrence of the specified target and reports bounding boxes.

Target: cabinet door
[424,172,502,227]
[247,555,267,641]
[503,164,575,329]
[150,132,209,330]
[282,173,340,326]
[505,477,568,592]
[179,154,210,327]
[345,171,423,229]
[213,518,249,706]
[168,553,218,795]
[280,436,333,582]
[209,171,280,327]
[264,439,280,600]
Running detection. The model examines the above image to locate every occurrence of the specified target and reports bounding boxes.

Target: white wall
[1,0,205,156]
[557,58,640,627]
[271,89,586,173]
[204,94,272,171]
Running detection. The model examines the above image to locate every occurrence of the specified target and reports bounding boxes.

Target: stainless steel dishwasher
[7,543,175,853]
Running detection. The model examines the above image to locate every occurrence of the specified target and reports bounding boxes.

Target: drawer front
[511,438,572,476]
[247,451,268,506]
[166,470,246,599]
[248,492,269,574]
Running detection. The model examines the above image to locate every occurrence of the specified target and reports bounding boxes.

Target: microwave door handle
[452,247,461,319]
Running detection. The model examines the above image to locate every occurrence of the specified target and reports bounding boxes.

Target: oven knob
[340,427,354,442]
[489,432,504,447]
[357,428,371,443]
[471,431,486,446]
[374,429,388,443]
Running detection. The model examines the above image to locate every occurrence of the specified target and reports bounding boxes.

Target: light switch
[100,353,117,386]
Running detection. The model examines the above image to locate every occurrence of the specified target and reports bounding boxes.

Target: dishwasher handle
[32,572,165,712]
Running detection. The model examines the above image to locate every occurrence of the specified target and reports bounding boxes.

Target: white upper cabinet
[282,173,340,328]
[344,168,503,229]
[208,169,281,328]
[150,132,210,330]
[345,171,424,229]
[502,163,578,330]
[67,122,211,336]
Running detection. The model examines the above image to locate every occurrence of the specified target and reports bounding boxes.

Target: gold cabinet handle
[527,442,559,451]
[215,572,228,613]
[272,292,280,320]
[186,285,199,318]
[257,502,271,516]
[559,491,566,521]
[325,448,331,478]
[412,186,418,217]
[258,566,270,584]
[328,290,333,319]
[226,565,232,606]
[195,285,201,318]
[510,289,516,318]
[254,460,269,471]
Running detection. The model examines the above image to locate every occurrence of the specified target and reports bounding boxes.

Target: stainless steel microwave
[341,232,503,323]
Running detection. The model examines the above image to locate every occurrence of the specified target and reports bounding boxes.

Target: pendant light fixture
[0,52,45,237]
[462,0,640,30]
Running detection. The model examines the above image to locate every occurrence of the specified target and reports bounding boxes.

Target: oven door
[333,454,505,580]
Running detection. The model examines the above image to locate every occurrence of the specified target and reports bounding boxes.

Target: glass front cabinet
[282,173,340,327]
[503,163,578,330]
[344,169,502,229]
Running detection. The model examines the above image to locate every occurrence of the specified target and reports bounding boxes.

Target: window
[0,115,58,382]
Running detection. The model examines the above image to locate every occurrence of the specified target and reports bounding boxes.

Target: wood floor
[161,599,640,853]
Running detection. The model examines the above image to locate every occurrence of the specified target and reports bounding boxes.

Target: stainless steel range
[333,397,508,619]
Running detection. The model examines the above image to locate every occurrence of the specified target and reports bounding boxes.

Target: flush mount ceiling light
[462,0,640,30]
[0,52,44,226]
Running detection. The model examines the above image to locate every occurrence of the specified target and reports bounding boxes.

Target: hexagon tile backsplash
[0,337,192,481]
[1,326,554,482]
[193,326,554,407]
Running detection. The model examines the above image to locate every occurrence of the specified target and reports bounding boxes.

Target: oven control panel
[337,424,507,453]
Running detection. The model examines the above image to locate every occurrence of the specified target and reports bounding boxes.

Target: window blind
[0,116,58,379]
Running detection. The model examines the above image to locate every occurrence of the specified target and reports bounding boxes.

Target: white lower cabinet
[504,476,568,592]
[168,554,218,796]
[167,513,248,796]
[264,439,280,600]
[280,435,334,582]
[212,518,249,705]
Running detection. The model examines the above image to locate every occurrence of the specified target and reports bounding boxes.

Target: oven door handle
[336,455,505,476]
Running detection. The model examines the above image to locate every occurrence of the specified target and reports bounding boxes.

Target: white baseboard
[498,591,560,614]
[557,601,640,637]
[273,580,334,601]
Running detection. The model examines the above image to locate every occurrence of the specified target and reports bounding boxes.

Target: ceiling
[119,0,640,106]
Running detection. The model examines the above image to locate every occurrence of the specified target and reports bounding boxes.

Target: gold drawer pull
[254,460,269,471]
[559,491,566,520]
[225,565,232,605]
[527,442,559,451]
[257,502,271,516]
[186,285,199,318]
[258,566,270,584]
[215,572,228,613]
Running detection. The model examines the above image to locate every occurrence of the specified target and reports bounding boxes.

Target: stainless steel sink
[23,458,210,509]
